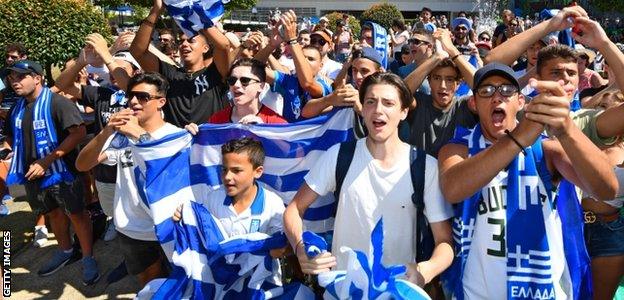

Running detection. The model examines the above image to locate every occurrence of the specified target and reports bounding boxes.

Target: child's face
[221,152,263,198]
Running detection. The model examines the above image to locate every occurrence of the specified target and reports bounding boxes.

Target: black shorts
[24,177,85,215]
[117,232,165,275]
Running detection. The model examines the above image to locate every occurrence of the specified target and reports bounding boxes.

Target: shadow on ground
[0,185,141,299]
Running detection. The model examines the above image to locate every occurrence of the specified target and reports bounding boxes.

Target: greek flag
[164,0,230,37]
[307,219,430,300]
[132,109,354,298]
[364,21,388,69]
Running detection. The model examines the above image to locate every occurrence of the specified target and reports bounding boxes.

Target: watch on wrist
[138,133,151,143]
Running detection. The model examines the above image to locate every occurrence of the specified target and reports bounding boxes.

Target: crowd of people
[1,0,624,299]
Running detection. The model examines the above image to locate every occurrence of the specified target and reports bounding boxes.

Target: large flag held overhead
[131,109,354,298]
[164,0,230,37]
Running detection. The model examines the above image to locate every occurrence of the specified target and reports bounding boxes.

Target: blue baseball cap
[7,60,43,75]
[473,62,519,91]
[358,47,383,66]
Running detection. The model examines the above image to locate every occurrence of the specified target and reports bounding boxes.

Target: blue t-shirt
[272,71,332,123]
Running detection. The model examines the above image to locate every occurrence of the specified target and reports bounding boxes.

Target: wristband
[450,53,460,61]
[505,129,527,155]
[142,18,156,27]
[287,38,298,45]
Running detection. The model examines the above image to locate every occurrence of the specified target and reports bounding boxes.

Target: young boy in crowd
[172,137,285,284]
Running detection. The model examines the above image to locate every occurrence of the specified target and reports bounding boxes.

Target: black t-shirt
[579,84,609,100]
[80,85,125,183]
[159,60,228,127]
[4,93,84,175]
[407,94,478,158]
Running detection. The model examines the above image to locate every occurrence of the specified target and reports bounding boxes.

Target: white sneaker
[103,219,117,241]
[33,226,48,248]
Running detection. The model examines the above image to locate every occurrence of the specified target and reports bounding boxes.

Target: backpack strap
[410,147,431,262]
[333,140,357,217]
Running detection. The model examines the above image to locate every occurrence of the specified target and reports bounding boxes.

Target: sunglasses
[6,54,20,60]
[510,23,518,27]
[310,37,327,46]
[408,38,428,45]
[476,84,518,98]
[127,91,163,102]
[226,76,260,87]
[479,36,491,41]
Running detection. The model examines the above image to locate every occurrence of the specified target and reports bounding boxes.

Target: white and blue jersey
[272,71,332,123]
[203,183,285,237]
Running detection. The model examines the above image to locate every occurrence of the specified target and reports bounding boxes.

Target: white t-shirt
[304,139,453,270]
[392,30,410,53]
[102,123,182,241]
[202,184,285,236]
[462,168,568,299]
[321,58,342,81]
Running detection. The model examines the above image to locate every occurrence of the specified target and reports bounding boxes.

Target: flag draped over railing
[163,0,230,37]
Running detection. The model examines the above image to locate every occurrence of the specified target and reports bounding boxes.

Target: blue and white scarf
[444,125,560,300]
[364,21,388,69]
[7,87,74,188]
[164,0,229,38]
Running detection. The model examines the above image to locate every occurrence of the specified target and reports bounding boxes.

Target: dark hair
[359,72,413,109]
[298,29,310,36]
[127,72,169,96]
[302,45,321,58]
[221,137,265,168]
[478,31,491,39]
[421,7,432,14]
[536,45,579,75]
[159,41,178,55]
[361,23,373,32]
[5,43,27,56]
[159,29,173,37]
[230,58,267,82]
[430,58,462,81]
[392,19,407,31]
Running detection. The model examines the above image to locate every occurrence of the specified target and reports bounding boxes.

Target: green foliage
[360,1,403,30]
[591,0,624,13]
[0,0,111,73]
[323,12,361,38]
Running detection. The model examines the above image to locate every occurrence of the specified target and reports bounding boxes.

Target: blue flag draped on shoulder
[364,21,388,69]
[164,0,229,37]
[132,109,354,299]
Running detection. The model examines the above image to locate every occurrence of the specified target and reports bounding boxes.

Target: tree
[0,0,112,83]
[324,12,361,38]
[95,0,257,14]
[360,2,403,30]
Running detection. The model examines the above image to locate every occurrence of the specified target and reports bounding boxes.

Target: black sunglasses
[226,76,260,87]
[310,37,327,46]
[128,91,163,102]
[479,36,491,41]
[408,38,428,45]
[476,84,518,98]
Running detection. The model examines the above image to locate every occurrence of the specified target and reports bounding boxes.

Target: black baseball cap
[7,60,43,76]
[473,62,519,91]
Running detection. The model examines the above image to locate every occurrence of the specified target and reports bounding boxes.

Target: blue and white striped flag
[132,109,354,298]
[164,0,230,37]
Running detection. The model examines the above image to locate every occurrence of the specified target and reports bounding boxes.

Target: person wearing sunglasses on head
[130,0,233,128]
[76,72,183,288]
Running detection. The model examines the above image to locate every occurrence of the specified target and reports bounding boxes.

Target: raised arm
[438,117,544,203]
[129,0,163,73]
[199,26,232,78]
[76,110,132,171]
[485,6,588,65]
[435,29,475,88]
[525,80,618,200]
[87,33,131,91]
[281,11,324,98]
[54,55,87,100]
